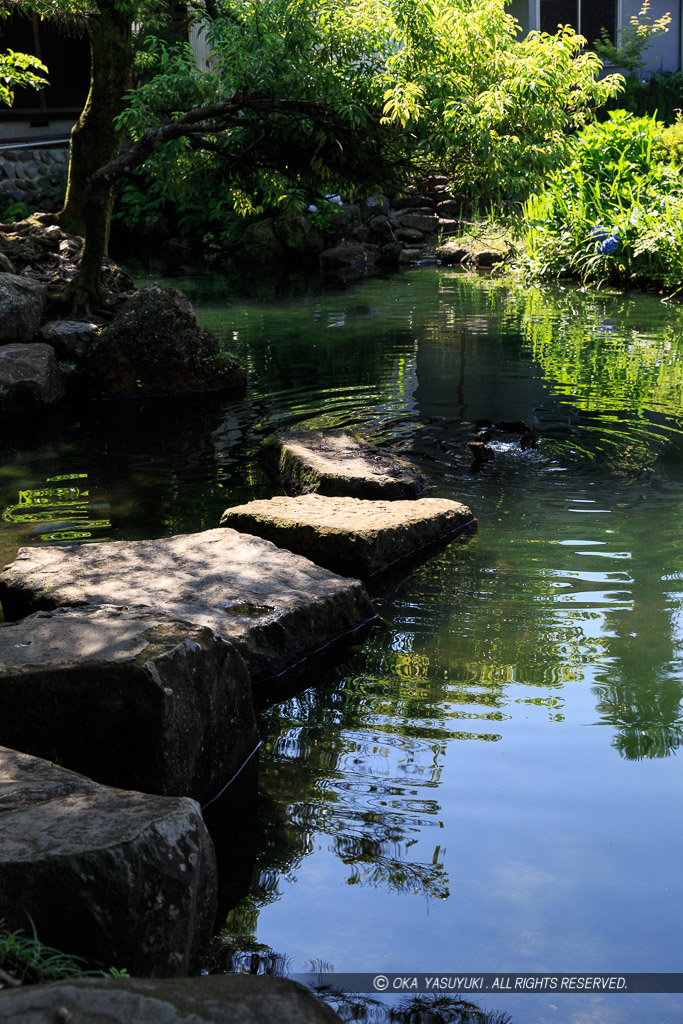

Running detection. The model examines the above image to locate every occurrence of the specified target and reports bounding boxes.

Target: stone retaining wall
[0,147,69,212]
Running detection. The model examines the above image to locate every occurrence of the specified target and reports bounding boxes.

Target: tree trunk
[58,1,132,241]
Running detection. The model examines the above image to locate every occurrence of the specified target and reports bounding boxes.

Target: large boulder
[319,242,379,270]
[0,606,257,803]
[0,528,377,686]
[435,241,469,264]
[0,273,46,342]
[0,343,65,412]
[273,215,325,255]
[0,975,342,1023]
[221,494,476,578]
[241,218,287,262]
[0,746,217,976]
[262,430,426,499]
[37,319,100,362]
[85,286,245,397]
[399,211,439,234]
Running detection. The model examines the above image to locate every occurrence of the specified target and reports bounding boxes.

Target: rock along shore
[0,746,217,977]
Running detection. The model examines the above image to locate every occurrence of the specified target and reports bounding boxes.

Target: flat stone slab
[0,528,376,684]
[0,746,217,977]
[0,975,341,1023]
[0,606,257,803]
[221,494,475,578]
[263,430,426,499]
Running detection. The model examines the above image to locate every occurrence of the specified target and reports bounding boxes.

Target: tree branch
[86,95,336,196]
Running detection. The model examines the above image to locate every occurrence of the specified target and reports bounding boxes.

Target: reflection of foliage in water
[517,288,683,456]
[590,574,683,760]
[315,990,512,1024]
[1,474,111,544]
[426,272,683,476]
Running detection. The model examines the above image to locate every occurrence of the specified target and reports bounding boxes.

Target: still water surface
[2,267,683,1022]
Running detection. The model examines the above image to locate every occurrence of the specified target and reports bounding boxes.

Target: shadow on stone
[0,606,258,804]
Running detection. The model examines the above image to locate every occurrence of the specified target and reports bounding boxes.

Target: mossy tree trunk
[58,0,133,246]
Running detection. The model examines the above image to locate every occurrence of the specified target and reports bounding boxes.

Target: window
[540,0,618,45]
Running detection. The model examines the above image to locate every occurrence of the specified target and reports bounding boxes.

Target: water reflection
[2,473,111,543]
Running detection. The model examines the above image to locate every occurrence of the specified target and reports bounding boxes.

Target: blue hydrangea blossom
[599,235,619,255]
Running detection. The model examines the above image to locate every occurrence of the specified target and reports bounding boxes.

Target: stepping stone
[0,606,257,803]
[0,528,377,684]
[0,974,342,1023]
[262,430,426,499]
[221,494,475,578]
[0,746,217,977]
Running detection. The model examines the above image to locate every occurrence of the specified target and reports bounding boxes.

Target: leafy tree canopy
[2,0,624,307]
[381,0,624,198]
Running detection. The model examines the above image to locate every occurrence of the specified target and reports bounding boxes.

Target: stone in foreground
[0,272,46,343]
[0,975,342,1023]
[221,494,475,578]
[263,430,426,499]
[0,343,64,411]
[37,319,100,361]
[0,606,256,803]
[0,747,216,977]
[0,529,376,684]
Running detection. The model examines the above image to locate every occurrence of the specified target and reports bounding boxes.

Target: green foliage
[0,917,129,985]
[653,115,683,164]
[0,49,48,106]
[518,110,683,289]
[0,200,30,223]
[603,70,683,125]
[115,0,402,215]
[593,1,671,75]
[111,0,624,247]
[381,0,623,200]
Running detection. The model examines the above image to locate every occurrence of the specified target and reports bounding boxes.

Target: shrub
[519,110,683,289]
[593,1,671,76]
[654,116,683,164]
[604,71,683,125]
[382,0,622,201]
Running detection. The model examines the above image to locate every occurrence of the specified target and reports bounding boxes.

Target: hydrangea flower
[590,225,610,242]
[599,235,619,255]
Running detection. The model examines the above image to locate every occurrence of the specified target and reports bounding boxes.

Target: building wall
[506,0,681,71]
[622,0,681,72]
[0,146,69,214]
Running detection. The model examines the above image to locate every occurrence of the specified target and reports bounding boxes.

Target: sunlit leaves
[0,48,48,106]
[381,0,623,199]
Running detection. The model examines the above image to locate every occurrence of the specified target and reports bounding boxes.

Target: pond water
[2,266,683,1023]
